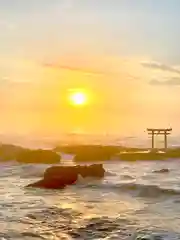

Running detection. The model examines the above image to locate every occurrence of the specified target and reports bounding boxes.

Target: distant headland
[0,127,179,163]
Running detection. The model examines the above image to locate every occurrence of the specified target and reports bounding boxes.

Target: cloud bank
[43,62,112,76]
[150,77,180,86]
[142,61,180,74]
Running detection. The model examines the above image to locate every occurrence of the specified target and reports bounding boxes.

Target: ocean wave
[24,206,135,239]
[0,163,118,179]
[105,171,117,176]
[80,182,180,198]
[23,206,180,239]
[121,174,135,180]
[0,163,47,178]
[1,164,180,199]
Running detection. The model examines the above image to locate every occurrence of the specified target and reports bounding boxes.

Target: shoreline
[0,143,180,163]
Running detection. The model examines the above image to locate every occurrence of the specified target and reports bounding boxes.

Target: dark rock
[44,164,105,179]
[54,144,180,162]
[74,150,112,162]
[153,168,170,173]
[55,145,120,162]
[16,149,61,164]
[26,164,105,189]
[54,145,120,155]
[78,164,105,178]
[165,148,180,158]
[44,166,79,186]
[44,166,78,179]
[27,178,67,189]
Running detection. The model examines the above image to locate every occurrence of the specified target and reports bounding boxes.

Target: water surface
[1,159,180,239]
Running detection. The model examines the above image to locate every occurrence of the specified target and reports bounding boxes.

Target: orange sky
[1,1,180,138]
[0,55,179,137]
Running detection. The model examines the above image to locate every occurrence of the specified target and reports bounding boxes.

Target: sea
[1,136,180,239]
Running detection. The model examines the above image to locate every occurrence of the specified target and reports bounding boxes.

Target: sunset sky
[1,0,180,138]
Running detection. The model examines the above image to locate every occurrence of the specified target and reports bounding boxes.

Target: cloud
[43,62,112,76]
[150,77,180,86]
[141,61,180,74]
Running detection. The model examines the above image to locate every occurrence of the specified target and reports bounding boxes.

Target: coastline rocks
[0,144,25,162]
[54,145,120,155]
[16,149,61,164]
[27,164,105,189]
[73,150,114,162]
[55,145,120,162]
[165,148,180,158]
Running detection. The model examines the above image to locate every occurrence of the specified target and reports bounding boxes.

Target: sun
[69,90,88,106]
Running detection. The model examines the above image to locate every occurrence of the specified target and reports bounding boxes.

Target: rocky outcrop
[77,164,105,178]
[27,164,105,189]
[73,146,119,162]
[16,149,61,164]
[55,145,120,162]
[165,148,180,158]
[0,144,25,162]
[116,149,180,161]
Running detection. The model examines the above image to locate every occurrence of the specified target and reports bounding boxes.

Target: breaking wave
[78,181,180,198]
[0,163,47,178]
[1,163,180,199]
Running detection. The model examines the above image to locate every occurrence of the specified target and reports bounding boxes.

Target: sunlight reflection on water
[0,161,180,238]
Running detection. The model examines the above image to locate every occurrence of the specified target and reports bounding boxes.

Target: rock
[27,178,67,189]
[44,166,78,179]
[44,164,105,179]
[165,148,180,158]
[44,166,79,185]
[153,168,169,173]
[16,149,61,164]
[26,164,105,189]
[55,145,120,162]
[78,164,105,178]
[74,151,112,162]
[27,166,79,189]
[54,145,120,155]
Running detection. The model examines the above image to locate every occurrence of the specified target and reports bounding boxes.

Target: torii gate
[147,128,172,150]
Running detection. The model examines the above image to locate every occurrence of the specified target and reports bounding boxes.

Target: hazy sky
[1,0,180,137]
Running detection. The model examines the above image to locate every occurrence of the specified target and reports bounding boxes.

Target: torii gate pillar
[147,128,172,150]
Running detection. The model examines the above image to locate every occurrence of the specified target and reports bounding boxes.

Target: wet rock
[46,164,106,179]
[27,164,105,189]
[26,178,67,189]
[78,164,105,178]
[153,168,169,173]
